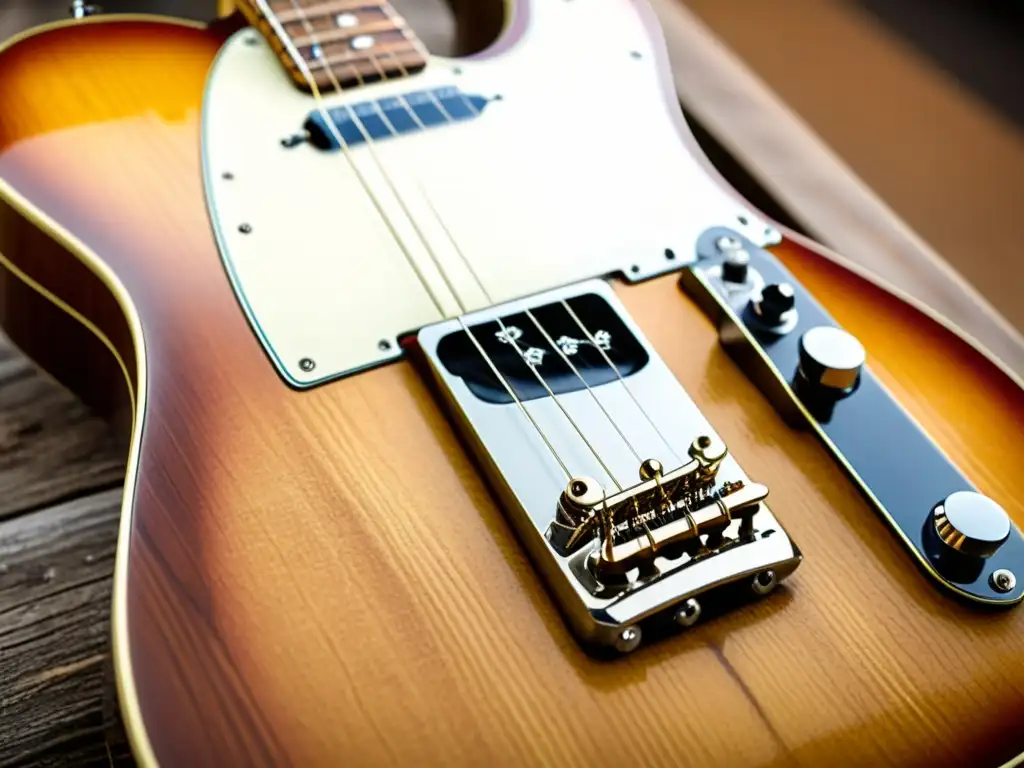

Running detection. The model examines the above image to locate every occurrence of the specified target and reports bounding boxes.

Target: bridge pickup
[414,280,801,654]
[304,86,492,150]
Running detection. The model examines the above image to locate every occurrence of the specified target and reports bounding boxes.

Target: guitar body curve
[0,8,1022,767]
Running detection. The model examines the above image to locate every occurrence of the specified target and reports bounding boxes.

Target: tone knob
[933,491,1011,559]
[753,283,796,325]
[798,326,865,393]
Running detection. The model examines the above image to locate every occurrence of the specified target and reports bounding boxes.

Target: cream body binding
[202,0,777,387]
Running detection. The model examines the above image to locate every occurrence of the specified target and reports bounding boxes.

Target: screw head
[674,598,701,628]
[378,339,392,352]
[751,570,778,596]
[716,235,742,252]
[298,358,316,373]
[238,223,252,234]
[991,568,1016,593]
[615,626,642,653]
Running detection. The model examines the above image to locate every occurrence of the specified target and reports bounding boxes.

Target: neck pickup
[237,0,429,93]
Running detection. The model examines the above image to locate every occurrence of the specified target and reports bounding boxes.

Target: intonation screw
[299,358,316,372]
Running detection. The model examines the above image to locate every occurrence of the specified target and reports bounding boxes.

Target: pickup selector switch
[753,283,796,326]
[722,248,750,284]
[798,326,865,394]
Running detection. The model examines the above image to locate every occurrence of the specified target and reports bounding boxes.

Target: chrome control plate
[414,279,801,652]
[682,227,1024,606]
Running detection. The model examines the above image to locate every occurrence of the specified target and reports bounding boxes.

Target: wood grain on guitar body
[0,1,1021,766]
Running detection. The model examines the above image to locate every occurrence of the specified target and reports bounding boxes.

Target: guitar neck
[237,0,429,92]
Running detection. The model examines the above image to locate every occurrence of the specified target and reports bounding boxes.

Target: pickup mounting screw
[992,569,1016,593]
[299,358,316,372]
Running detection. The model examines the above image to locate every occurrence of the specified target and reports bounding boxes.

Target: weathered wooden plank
[0,488,131,768]
[0,336,125,521]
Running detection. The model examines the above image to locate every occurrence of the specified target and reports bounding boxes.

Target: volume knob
[933,491,1011,559]
[798,326,865,393]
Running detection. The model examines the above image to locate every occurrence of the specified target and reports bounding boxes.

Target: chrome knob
[798,326,865,393]
[753,283,796,326]
[933,491,1011,559]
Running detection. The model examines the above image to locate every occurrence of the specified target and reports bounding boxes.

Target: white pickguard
[201,0,777,387]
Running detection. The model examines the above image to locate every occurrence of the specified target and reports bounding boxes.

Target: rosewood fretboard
[238,0,429,92]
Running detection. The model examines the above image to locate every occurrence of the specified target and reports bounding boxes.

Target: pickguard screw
[299,358,316,372]
[737,215,749,226]
[664,248,676,261]
[245,35,259,46]
[991,569,1016,593]
[452,66,463,75]
[222,171,234,180]
[239,223,252,234]
[630,51,642,59]
[630,264,640,274]
[615,625,642,653]
[378,339,392,351]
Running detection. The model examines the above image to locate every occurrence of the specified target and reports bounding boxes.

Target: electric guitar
[1,2,1022,765]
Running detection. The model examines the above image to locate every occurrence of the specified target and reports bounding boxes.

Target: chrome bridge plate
[414,279,801,652]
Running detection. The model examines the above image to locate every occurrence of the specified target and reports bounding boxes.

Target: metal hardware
[70,0,101,18]
[415,280,801,653]
[722,249,750,284]
[298,358,316,372]
[992,569,1017,593]
[615,626,642,653]
[933,492,1011,559]
[716,235,742,253]
[798,326,865,393]
[238,223,252,234]
[682,227,1024,606]
[674,598,701,627]
[751,570,778,595]
[752,283,797,329]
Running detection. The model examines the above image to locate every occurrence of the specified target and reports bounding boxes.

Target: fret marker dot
[351,35,375,51]
[335,12,358,28]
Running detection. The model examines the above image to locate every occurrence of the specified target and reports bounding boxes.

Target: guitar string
[257,0,582,482]
[260,1,630,489]
[395,72,682,469]
[282,3,622,487]
[367,42,635,488]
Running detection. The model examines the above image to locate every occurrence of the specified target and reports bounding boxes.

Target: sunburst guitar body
[0,2,1023,766]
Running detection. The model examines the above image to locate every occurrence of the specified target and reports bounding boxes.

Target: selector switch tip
[934,491,1011,559]
[722,249,751,284]
[753,282,796,326]
[798,326,865,393]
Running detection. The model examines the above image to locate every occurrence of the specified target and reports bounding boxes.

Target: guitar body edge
[2,10,1024,768]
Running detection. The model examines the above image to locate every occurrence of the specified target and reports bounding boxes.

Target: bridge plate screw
[299,358,316,373]
[615,626,642,653]
[674,598,701,628]
[751,570,778,596]
[991,569,1016,593]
